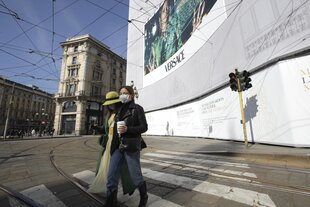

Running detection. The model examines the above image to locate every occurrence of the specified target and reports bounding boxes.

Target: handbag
[120,137,147,152]
[141,138,147,149]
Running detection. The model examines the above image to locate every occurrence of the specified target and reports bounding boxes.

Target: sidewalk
[143,135,310,169]
[0,134,79,141]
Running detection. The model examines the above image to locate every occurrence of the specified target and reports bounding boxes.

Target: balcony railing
[54,90,86,98]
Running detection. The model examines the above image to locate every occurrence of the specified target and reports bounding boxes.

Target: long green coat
[95,113,136,195]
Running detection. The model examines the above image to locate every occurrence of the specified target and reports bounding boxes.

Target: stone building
[0,77,55,137]
[54,34,126,135]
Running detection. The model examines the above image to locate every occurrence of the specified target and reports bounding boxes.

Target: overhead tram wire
[0,48,36,66]
[194,0,242,41]
[115,0,239,66]
[10,0,128,82]
[0,47,61,81]
[210,0,243,65]
[0,3,19,19]
[51,0,56,58]
[143,0,159,10]
[3,0,145,84]
[72,1,122,36]
[0,65,33,71]
[1,0,82,82]
[113,0,152,17]
[241,0,295,72]
[108,1,163,56]
[0,0,81,46]
[1,0,59,79]
[241,0,309,95]
[264,0,310,61]
[51,0,58,74]
[119,33,144,57]
[86,0,129,22]
[85,0,147,56]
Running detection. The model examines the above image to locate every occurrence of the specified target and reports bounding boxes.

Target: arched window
[63,101,77,112]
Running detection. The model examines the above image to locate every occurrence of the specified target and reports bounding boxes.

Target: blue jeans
[106,149,144,195]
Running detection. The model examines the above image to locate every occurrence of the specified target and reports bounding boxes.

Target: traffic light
[239,70,252,91]
[229,72,238,91]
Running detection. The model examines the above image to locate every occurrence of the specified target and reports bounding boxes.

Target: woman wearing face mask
[88,91,135,196]
[105,86,148,207]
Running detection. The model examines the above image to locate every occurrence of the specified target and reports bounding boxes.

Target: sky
[0,0,131,94]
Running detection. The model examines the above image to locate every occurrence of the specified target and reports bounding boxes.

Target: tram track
[49,149,105,206]
[0,137,105,207]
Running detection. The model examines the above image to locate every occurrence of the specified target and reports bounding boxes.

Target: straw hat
[102,91,121,105]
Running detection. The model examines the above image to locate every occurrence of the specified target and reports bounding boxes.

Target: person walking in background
[105,86,148,207]
[88,91,135,196]
[31,128,36,137]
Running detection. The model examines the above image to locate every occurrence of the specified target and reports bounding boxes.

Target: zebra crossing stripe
[149,151,257,178]
[73,170,95,186]
[73,170,184,207]
[144,152,250,168]
[141,157,257,178]
[142,168,276,207]
[9,184,67,207]
[140,158,256,183]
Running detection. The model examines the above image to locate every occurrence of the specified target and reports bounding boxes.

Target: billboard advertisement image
[144,0,218,84]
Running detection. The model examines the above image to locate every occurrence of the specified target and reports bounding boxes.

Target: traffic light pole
[237,79,248,147]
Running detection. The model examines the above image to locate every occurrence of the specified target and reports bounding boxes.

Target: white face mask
[119,94,130,103]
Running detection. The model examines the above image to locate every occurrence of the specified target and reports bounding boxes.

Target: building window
[68,68,78,77]
[91,85,101,96]
[74,46,78,52]
[67,65,80,77]
[72,56,77,65]
[95,60,101,69]
[112,78,116,86]
[63,101,77,112]
[112,68,116,75]
[66,84,76,96]
[93,70,102,81]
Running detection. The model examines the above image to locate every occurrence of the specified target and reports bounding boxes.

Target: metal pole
[237,78,248,147]
[4,83,15,139]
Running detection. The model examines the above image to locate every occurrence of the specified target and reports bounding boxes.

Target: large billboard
[143,0,219,86]
[126,0,310,146]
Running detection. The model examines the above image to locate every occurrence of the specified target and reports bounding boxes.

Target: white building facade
[54,35,126,135]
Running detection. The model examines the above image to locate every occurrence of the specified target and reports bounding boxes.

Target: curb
[193,150,310,169]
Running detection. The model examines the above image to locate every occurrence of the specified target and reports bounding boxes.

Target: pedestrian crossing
[9,184,67,207]
[11,150,276,207]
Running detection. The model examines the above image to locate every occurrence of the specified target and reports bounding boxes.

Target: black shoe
[104,190,118,207]
[138,181,148,207]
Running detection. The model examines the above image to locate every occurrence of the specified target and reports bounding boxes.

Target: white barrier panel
[145,55,310,146]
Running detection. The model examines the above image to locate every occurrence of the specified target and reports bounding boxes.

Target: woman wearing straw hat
[88,91,135,196]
